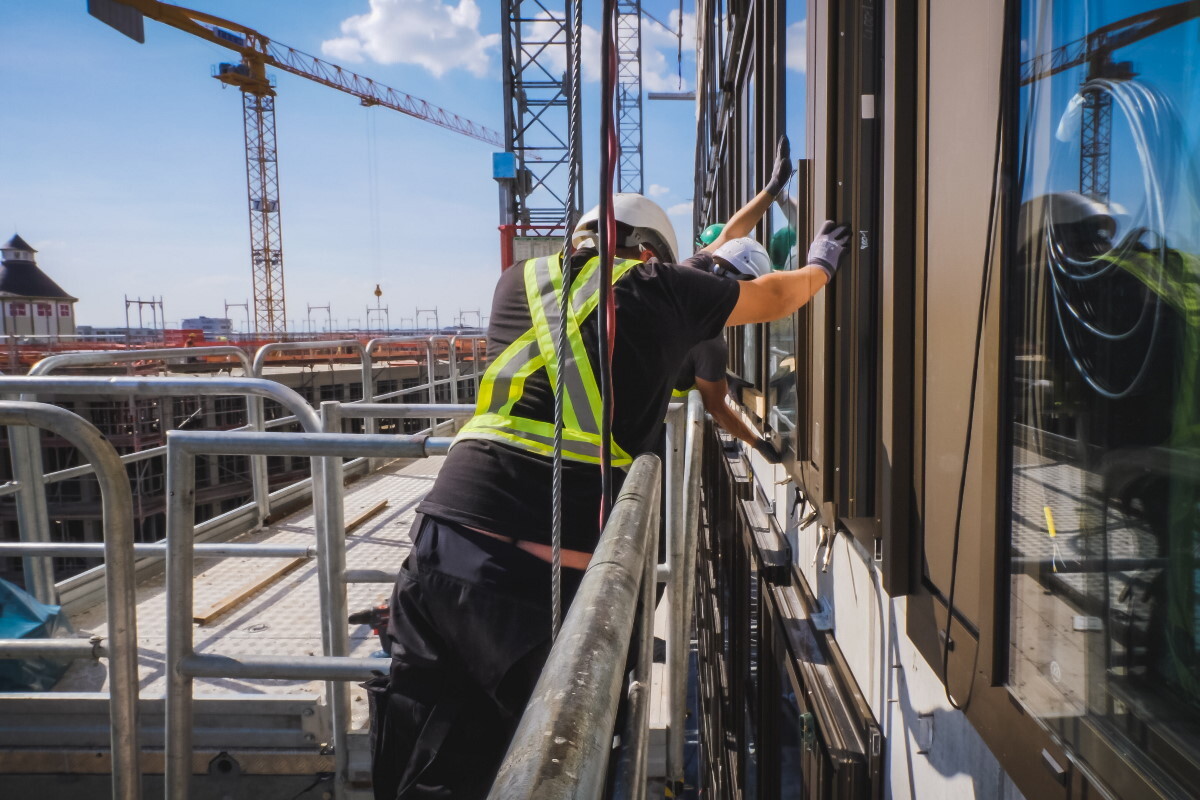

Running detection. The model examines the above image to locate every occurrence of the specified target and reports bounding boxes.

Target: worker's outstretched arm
[704,136,793,253]
[726,221,849,326]
[696,378,759,445]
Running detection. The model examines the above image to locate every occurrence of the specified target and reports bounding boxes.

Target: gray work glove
[764,136,793,196]
[807,220,850,279]
[753,437,783,464]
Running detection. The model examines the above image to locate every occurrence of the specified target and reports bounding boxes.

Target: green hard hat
[697,223,725,246]
[769,226,798,269]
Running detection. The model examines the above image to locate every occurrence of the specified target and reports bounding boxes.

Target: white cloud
[786,20,806,73]
[524,10,696,92]
[667,201,693,217]
[648,183,669,197]
[641,11,697,92]
[321,0,500,78]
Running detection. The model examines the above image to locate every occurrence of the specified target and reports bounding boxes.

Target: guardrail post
[663,400,687,786]
[360,343,377,438]
[319,401,351,792]
[0,402,141,800]
[447,336,459,404]
[165,436,198,800]
[613,478,661,800]
[674,393,706,790]
[425,338,437,431]
[9,422,56,603]
[248,394,270,525]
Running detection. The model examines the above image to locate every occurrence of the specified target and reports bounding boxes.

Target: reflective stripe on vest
[455,253,642,466]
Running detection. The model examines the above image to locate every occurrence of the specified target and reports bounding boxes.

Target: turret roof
[2,234,36,253]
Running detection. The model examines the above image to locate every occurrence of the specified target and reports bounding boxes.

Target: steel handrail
[487,454,662,800]
[0,375,322,604]
[9,347,260,601]
[162,427,452,799]
[0,401,140,800]
[250,339,366,518]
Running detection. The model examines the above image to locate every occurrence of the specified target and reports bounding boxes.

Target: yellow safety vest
[454,252,642,466]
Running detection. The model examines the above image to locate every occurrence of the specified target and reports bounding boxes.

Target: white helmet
[712,237,771,279]
[571,193,679,264]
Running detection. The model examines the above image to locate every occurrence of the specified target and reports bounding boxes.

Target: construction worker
[675,136,799,462]
[369,176,849,800]
[676,236,783,461]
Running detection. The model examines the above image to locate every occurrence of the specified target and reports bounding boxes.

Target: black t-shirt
[418,249,739,552]
[673,335,729,392]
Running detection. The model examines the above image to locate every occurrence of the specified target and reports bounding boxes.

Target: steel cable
[550,0,585,640]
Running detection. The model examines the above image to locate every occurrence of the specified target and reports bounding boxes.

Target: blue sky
[0,1,708,329]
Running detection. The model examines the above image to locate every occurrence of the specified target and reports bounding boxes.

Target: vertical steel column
[165,438,197,800]
[318,402,351,789]
[243,89,287,336]
[500,0,582,234]
[8,423,55,603]
[616,1,645,194]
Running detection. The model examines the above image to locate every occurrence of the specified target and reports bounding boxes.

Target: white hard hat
[571,193,679,264]
[712,237,771,279]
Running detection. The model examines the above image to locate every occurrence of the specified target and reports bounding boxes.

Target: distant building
[0,234,77,337]
[181,316,234,337]
[76,326,160,342]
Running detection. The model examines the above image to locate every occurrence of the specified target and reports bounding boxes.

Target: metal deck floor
[56,458,441,728]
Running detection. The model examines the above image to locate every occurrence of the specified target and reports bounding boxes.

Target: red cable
[597,0,619,527]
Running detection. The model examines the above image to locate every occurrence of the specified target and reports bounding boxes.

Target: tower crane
[89,0,502,335]
[1020,1,1200,203]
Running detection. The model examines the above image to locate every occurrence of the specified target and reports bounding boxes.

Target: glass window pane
[1007,1,1200,790]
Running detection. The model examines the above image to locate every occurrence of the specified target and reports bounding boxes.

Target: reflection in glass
[1008,1,1200,790]
[766,0,807,436]
[743,75,759,385]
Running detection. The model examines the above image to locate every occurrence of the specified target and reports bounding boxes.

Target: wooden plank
[193,558,307,626]
[344,499,389,535]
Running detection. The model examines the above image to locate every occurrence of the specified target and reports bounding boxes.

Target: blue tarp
[0,577,75,691]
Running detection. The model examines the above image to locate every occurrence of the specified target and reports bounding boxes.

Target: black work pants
[368,515,584,800]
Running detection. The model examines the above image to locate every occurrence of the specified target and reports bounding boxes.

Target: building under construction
[1,1,1198,800]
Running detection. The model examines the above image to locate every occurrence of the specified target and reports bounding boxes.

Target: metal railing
[0,385,471,800]
[0,367,704,800]
[8,346,258,603]
[488,454,662,799]
[490,393,707,800]
[161,426,454,799]
[5,337,485,604]
[0,401,141,800]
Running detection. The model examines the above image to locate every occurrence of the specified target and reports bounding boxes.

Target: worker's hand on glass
[765,135,793,196]
[753,437,783,464]
[807,220,851,279]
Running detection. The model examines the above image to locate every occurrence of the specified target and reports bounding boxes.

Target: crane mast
[90,0,500,335]
[1020,1,1200,204]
